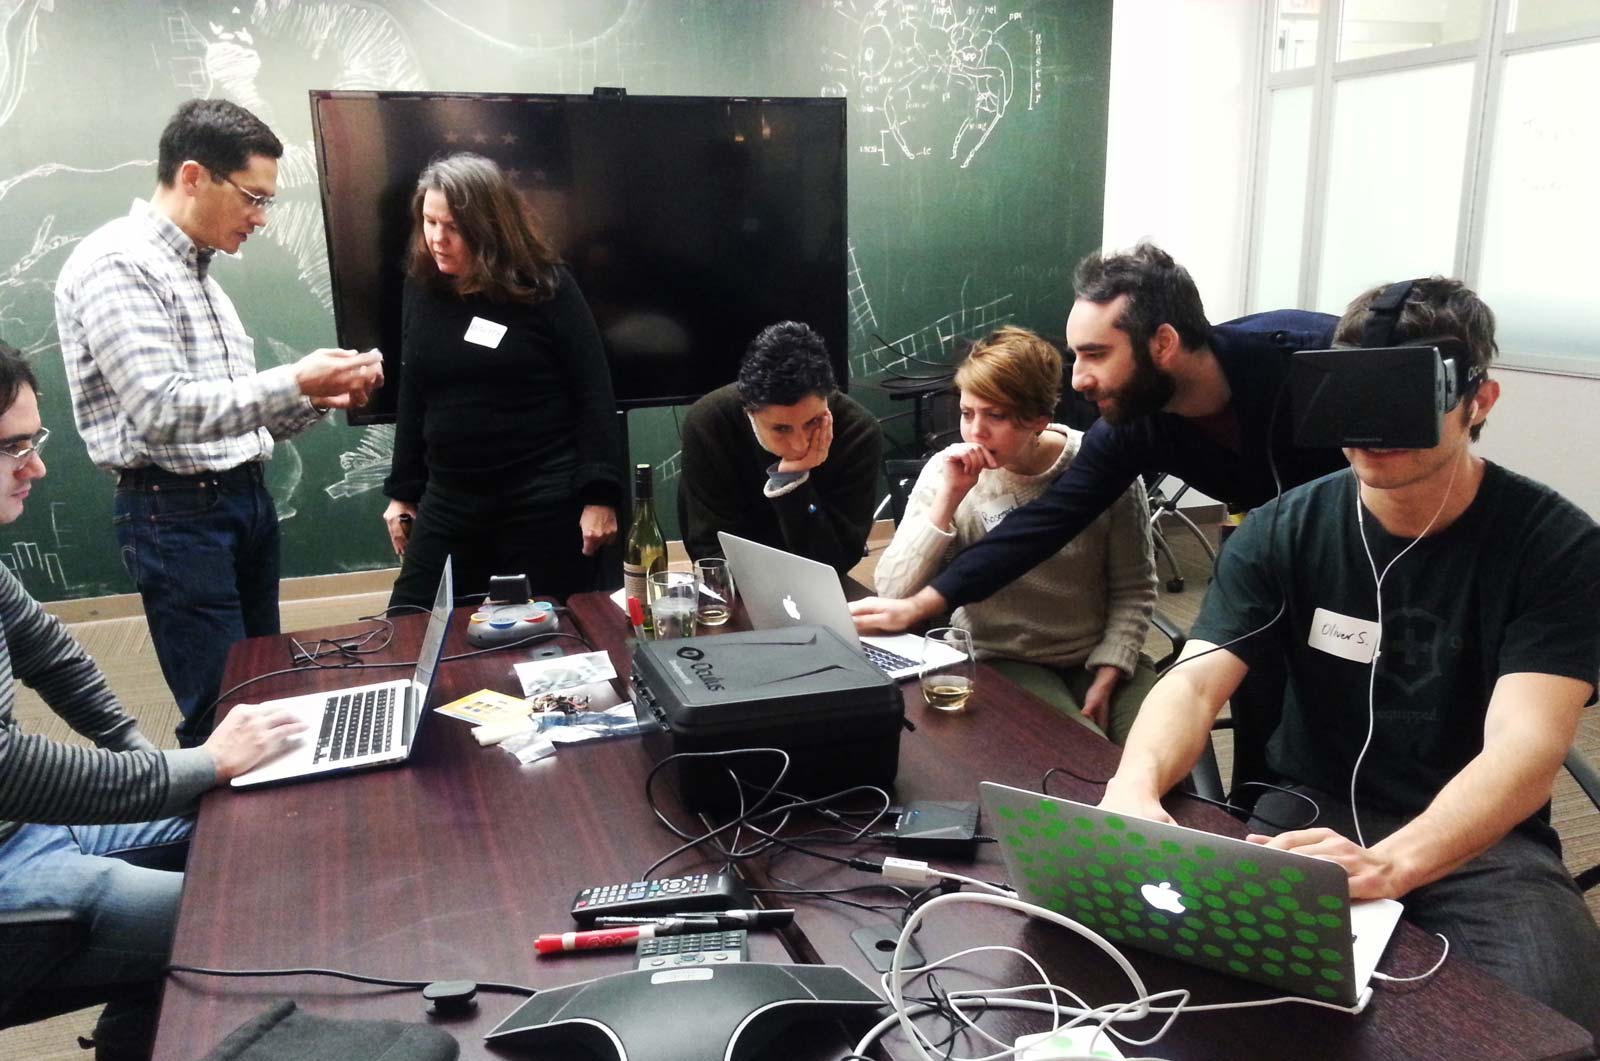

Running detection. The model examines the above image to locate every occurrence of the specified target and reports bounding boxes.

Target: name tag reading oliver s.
[1308,606,1380,664]
[463,316,508,349]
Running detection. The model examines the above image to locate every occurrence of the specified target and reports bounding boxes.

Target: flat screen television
[310,90,848,423]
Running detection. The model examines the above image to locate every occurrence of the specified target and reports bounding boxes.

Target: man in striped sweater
[0,341,305,1057]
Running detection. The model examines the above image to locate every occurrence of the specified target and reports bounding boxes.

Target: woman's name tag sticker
[463,317,508,349]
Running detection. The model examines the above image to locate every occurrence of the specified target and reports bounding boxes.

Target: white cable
[1370,933,1450,983]
[884,893,1153,1061]
[931,869,1015,895]
[1351,457,1461,846]
[859,891,1375,1061]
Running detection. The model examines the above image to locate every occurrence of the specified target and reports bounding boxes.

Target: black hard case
[630,626,904,811]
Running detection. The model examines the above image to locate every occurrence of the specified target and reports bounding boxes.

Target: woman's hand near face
[382,499,418,556]
[925,442,996,531]
[579,504,618,557]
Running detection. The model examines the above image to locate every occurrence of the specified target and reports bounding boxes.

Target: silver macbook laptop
[231,559,454,789]
[979,781,1403,1010]
[717,532,962,681]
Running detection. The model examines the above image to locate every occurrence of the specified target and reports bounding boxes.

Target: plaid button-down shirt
[55,200,324,474]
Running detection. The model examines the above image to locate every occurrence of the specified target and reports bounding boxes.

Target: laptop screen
[403,559,454,744]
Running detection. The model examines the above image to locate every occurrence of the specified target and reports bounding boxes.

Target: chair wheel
[1166,578,1185,593]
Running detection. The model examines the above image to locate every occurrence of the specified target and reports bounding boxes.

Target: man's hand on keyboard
[205,703,310,781]
[849,586,946,634]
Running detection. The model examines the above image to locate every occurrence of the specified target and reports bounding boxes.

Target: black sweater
[384,269,621,508]
[680,384,883,576]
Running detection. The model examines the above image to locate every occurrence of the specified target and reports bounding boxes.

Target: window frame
[1243,0,1600,376]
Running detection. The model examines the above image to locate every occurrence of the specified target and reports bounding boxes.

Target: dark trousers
[113,463,281,747]
[1251,786,1600,1035]
[389,482,598,611]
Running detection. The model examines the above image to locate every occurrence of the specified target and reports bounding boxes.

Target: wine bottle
[622,463,667,636]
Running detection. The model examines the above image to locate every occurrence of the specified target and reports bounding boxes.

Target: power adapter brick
[891,800,979,858]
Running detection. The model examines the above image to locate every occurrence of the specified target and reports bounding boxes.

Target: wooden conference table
[154,594,1596,1060]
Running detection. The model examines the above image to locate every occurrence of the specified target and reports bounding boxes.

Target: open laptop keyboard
[314,687,396,764]
[861,642,918,675]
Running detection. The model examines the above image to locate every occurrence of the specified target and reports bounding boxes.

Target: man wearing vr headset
[1100,278,1600,1032]
[851,241,1347,634]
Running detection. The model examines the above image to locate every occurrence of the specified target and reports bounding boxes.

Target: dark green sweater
[680,384,882,576]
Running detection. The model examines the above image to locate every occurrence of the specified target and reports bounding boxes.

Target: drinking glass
[694,558,736,626]
[920,627,976,712]
[648,570,697,639]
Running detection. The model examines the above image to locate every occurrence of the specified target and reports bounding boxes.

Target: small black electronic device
[570,871,750,925]
[892,799,980,857]
[630,626,904,811]
[635,929,748,970]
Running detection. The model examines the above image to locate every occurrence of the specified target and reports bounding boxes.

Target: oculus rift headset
[1289,278,1486,449]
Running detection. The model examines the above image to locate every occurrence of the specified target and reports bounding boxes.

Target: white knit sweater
[874,425,1156,674]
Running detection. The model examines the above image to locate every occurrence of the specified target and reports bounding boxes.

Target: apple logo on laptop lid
[782,594,802,621]
[1140,881,1187,915]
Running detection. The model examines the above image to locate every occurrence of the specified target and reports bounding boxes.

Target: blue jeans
[0,816,193,1058]
[114,465,281,747]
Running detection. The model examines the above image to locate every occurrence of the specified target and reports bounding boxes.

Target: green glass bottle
[622,463,667,636]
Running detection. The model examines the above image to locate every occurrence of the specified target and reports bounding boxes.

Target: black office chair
[0,907,101,1033]
[883,458,927,527]
[0,835,188,1042]
[1562,746,1600,893]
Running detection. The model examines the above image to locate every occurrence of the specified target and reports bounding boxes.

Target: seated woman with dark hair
[382,153,622,608]
[679,321,882,576]
[872,326,1158,743]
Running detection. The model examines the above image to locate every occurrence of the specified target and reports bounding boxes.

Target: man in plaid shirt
[55,99,382,746]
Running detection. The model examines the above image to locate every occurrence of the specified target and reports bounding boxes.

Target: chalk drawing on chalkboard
[411,0,641,92]
[2,539,66,591]
[657,449,682,485]
[326,425,395,501]
[851,291,1014,380]
[825,0,1025,169]
[0,161,154,352]
[846,240,878,346]
[0,0,49,128]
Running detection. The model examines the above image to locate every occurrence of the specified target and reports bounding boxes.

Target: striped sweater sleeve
[0,566,215,827]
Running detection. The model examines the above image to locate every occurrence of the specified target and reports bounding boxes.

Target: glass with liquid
[920,627,976,712]
[648,571,697,640]
[694,557,736,626]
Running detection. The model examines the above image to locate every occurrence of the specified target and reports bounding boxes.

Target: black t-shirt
[384,268,621,505]
[1193,462,1600,838]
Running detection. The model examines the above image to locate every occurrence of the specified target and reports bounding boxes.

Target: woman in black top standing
[382,153,621,608]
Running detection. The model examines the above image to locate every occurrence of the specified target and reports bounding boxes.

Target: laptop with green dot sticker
[979,782,1403,1010]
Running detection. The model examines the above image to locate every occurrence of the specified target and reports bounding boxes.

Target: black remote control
[635,929,748,970]
[570,871,749,925]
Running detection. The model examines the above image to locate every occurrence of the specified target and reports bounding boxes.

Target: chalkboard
[0,0,1110,603]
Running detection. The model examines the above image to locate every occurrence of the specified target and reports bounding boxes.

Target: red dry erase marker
[626,596,646,631]
[535,924,655,956]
